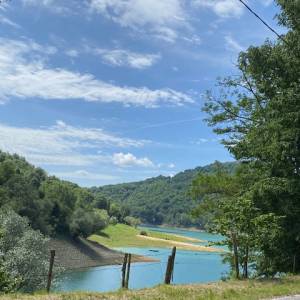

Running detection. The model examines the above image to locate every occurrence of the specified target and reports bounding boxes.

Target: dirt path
[136,235,223,252]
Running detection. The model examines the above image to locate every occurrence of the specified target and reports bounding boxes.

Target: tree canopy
[0,151,113,238]
[91,161,237,227]
[197,0,300,276]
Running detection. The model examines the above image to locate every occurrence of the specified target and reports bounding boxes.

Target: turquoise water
[57,226,229,292]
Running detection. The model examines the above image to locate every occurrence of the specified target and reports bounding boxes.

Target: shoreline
[141,224,205,233]
[136,235,223,253]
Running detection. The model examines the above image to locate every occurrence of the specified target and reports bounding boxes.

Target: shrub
[69,208,108,238]
[0,210,50,292]
[140,230,148,236]
[109,216,118,225]
[124,216,141,228]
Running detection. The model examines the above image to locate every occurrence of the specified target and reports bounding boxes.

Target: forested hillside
[91,161,237,227]
[0,150,116,238]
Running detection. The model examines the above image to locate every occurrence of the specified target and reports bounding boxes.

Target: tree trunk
[243,245,249,279]
[231,232,240,279]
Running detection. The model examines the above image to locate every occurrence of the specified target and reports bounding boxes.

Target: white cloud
[0,121,145,166]
[225,35,245,52]
[65,49,79,58]
[112,152,154,168]
[92,48,161,69]
[192,0,244,18]
[89,0,188,43]
[0,38,193,107]
[53,170,119,181]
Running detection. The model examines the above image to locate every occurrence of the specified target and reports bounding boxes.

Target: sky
[0,0,282,186]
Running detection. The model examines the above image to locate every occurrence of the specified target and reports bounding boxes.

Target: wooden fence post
[164,255,172,284]
[293,254,297,274]
[164,247,176,284]
[121,253,128,288]
[125,253,132,289]
[170,247,176,281]
[46,250,55,293]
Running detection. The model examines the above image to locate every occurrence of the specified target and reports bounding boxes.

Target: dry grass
[2,276,300,300]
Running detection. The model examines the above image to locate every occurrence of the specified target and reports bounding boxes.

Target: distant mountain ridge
[91,161,237,227]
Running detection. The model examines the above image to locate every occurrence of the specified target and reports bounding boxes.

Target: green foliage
[202,0,300,275]
[0,262,17,293]
[0,151,110,237]
[109,216,118,225]
[124,216,141,228]
[91,161,237,227]
[69,208,109,238]
[0,210,50,292]
[192,165,283,278]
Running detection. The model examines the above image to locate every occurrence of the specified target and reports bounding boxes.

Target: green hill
[0,150,111,238]
[91,161,237,227]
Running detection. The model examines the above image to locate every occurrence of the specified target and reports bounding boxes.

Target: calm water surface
[57,226,229,292]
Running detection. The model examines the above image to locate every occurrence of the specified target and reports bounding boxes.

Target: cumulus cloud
[0,38,193,107]
[89,0,188,43]
[0,121,145,166]
[112,152,154,168]
[192,0,244,18]
[91,48,161,69]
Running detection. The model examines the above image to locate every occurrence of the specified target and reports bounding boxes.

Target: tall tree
[202,0,300,274]
[192,164,282,278]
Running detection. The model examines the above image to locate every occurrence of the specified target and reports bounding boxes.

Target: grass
[88,224,215,251]
[2,276,300,299]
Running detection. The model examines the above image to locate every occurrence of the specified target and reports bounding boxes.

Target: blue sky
[0,0,281,186]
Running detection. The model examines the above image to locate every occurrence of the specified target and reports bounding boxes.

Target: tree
[124,216,141,228]
[69,208,108,238]
[192,165,282,278]
[202,0,300,274]
[93,193,110,210]
[0,210,50,292]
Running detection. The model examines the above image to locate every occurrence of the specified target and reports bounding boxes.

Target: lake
[56,226,229,292]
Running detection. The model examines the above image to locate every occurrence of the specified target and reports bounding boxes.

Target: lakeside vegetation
[89,224,221,252]
[2,276,300,299]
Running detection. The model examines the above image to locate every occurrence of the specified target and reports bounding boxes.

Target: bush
[0,262,17,293]
[140,230,148,236]
[124,216,141,228]
[0,210,50,292]
[69,208,108,238]
[109,216,118,225]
